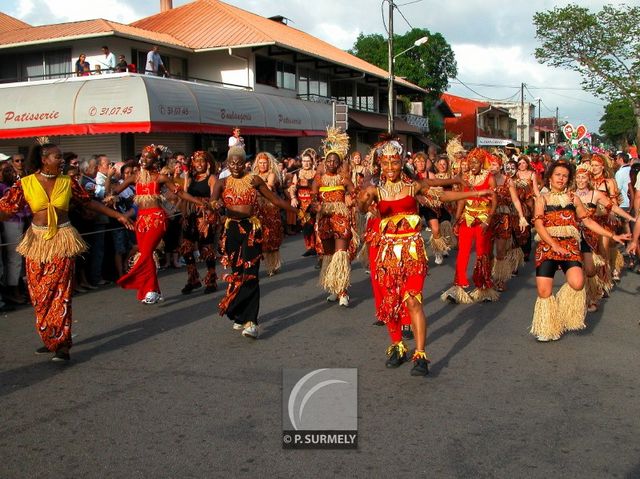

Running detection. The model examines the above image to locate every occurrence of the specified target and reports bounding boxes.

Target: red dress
[375,194,427,340]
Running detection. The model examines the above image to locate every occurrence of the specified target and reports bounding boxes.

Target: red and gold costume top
[461,170,493,226]
[534,192,581,242]
[378,194,422,236]
[222,174,258,208]
[494,179,512,214]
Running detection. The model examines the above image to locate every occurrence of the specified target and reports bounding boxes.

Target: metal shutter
[134,134,194,156]
[56,134,123,162]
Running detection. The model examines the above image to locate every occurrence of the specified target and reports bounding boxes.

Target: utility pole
[520,82,525,150]
[387,0,394,134]
[555,106,559,146]
[537,97,541,150]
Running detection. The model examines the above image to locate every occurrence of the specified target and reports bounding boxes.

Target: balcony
[400,114,429,133]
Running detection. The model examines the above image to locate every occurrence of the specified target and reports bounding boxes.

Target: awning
[349,110,421,135]
[0,73,333,139]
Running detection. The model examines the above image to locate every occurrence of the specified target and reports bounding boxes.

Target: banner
[477,137,515,147]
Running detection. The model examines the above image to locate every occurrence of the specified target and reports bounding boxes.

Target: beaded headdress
[321,127,350,161]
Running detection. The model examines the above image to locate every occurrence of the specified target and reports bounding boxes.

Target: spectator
[228,127,245,149]
[11,153,25,178]
[115,54,129,73]
[112,162,137,277]
[80,157,109,286]
[0,160,29,305]
[99,45,116,72]
[145,45,167,76]
[615,152,631,211]
[75,54,90,77]
[93,64,102,75]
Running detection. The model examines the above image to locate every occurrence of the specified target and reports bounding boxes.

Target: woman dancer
[291,149,317,256]
[574,164,634,311]
[252,152,284,276]
[358,137,490,375]
[590,154,624,282]
[442,149,498,304]
[210,146,298,338]
[490,158,528,292]
[311,128,355,307]
[115,145,205,304]
[530,161,628,342]
[0,143,132,361]
[513,155,539,262]
[180,151,218,294]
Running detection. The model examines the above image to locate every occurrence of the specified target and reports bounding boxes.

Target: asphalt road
[1,234,639,479]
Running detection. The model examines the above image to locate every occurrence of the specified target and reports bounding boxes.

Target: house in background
[0,0,427,161]
[441,93,516,149]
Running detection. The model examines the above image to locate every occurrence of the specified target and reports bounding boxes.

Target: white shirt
[615,165,631,208]
[99,52,117,72]
[146,50,164,75]
[228,135,245,148]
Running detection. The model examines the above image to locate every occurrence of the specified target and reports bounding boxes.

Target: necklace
[226,174,253,194]
[382,180,404,198]
[468,170,488,187]
[39,170,58,179]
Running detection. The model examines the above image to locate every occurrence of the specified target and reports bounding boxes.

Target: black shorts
[419,205,438,222]
[536,259,583,278]
[580,238,592,254]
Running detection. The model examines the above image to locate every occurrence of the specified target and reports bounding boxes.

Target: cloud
[8,0,139,24]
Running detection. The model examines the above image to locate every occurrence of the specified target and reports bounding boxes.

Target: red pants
[118,208,167,300]
[455,223,492,288]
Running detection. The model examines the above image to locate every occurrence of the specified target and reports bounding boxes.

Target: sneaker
[241,322,259,338]
[339,295,349,307]
[35,346,50,354]
[434,253,443,265]
[410,358,429,376]
[385,344,407,368]
[536,335,560,342]
[326,293,338,302]
[203,284,217,294]
[141,291,162,304]
[232,322,244,331]
[181,282,202,295]
[302,249,317,257]
[51,350,70,362]
[372,319,384,326]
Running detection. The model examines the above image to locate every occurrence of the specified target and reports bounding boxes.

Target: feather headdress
[321,127,350,161]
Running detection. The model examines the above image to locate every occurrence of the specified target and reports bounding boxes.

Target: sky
[1,0,628,134]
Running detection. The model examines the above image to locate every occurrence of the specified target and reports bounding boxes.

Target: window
[278,62,296,90]
[256,55,277,87]
[298,70,308,96]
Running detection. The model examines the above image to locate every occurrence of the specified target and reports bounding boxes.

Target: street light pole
[387,0,394,134]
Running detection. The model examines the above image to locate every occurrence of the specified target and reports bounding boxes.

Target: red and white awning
[0,73,332,139]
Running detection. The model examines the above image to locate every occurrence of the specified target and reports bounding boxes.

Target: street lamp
[387,35,429,133]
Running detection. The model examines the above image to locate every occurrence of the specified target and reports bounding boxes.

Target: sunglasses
[13,159,24,163]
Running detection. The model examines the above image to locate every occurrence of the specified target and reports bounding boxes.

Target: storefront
[0,73,333,160]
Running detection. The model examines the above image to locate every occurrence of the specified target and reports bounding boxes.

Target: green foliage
[533,3,640,144]
[349,27,457,102]
[599,98,636,146]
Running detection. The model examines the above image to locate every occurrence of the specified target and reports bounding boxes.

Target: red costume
[117,181,168,300]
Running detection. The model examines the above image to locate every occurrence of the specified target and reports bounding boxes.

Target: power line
[394,3,414,30]
[543,90,605,107]
[397,0,424,5]
[452,77,521,102]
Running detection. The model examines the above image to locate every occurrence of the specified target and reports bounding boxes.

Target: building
[486,100,535,148]
[533,117,558,147]
[0,0,427,161]
[441,93,516,149]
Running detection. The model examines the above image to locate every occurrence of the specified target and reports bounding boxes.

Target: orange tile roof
[0,18,187,49]
[0,12,31,33]
[132,0,423,92]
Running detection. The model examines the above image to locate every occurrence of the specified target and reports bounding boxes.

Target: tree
[533,4,640,147]
[599,98,636,147]
[349,27,457,103]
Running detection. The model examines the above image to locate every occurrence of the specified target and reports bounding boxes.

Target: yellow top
[21,175,72,240]
[319,185,345,192]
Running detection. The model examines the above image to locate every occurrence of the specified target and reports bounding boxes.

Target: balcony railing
[400,114,429,133]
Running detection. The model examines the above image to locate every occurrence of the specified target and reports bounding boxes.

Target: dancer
[590,154,625,282]
[574,164,634,311]
[252,152,284,276]
[530,161,628,342]
[115,145,205,304]
[513,155,539,262]
[0,143,132,361]
[442,148,498,304]
[312,128,355,307]
[358,136,490,375]
[291,149,317,256]
[210,146,298,338]
[490,157,528,292]
[180,150,218,294]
